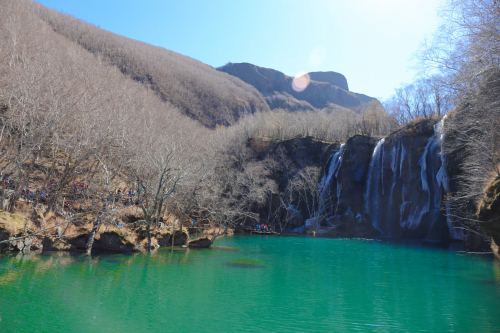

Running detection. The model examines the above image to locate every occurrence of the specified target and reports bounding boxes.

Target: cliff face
[331,136,377,231]
[306,136,377,237]
[234,137,335,232]
[239,119,458,245]
[366,120,453,243]
[309,71,349,91]
[218,62,378,112]
[301,119,461,244]
[478,175,500,260]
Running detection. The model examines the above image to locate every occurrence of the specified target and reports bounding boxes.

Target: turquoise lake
[0,236,499,332]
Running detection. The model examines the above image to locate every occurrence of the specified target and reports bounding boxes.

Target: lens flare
[292,73,310,92]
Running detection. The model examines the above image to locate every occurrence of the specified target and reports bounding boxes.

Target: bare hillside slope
[35,3,270,127]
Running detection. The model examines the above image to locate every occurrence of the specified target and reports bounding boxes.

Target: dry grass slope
[34,3,270,127]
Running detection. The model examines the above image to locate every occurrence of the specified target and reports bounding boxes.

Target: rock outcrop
[364,119,452,243]
[233,136,336,232]
[311,135,378,237]
[218,62,378,111]
[188,237,212,248]
[478,175,500,260]
[157,230,188,247]
[305,118,458,244]
[0,211,42,254]
[0,206,191,254]
[309,71,349,91]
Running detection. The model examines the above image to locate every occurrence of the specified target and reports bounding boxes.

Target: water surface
[0,236,499,332]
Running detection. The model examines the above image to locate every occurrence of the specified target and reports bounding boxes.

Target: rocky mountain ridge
[218,62,379,112]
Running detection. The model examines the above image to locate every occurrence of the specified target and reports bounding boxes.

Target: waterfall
[364,138,385,233]
[303,117,459,243]
[435,116,463,241]
[305,144,345,229]
[363,118,455,242]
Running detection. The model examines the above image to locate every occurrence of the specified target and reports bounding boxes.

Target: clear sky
[36,0,444,100]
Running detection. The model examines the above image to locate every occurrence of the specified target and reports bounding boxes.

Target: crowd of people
[1,175,48,204]
[254,223,273,232]
[0,175,139,211]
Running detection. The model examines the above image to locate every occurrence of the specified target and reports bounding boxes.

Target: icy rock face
[364,119,455,243]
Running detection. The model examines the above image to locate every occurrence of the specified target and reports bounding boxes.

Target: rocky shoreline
[0,204,231,255]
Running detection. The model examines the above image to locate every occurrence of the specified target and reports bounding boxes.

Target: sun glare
[292,72,311,92]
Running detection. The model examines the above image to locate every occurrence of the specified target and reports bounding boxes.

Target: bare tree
[385,76,453,125]
[422,0,499,98]
[444,70,500,227]
[126,109,187,252]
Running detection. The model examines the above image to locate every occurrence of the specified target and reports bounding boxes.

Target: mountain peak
[308,71,349,91]
[218,62,377,111]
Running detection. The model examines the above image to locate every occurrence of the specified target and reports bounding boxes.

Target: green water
[0,236,499,333]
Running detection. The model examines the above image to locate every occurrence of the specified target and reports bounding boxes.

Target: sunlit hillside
[34,3,270,127]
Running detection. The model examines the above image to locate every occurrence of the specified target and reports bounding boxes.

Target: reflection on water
[210,246,239,252]
[493,260,500,283]
[0,270,17,285]
[0,236,499,333]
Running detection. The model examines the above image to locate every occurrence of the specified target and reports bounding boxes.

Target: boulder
[93,231,135,253]
[188,237,212,249]
[9,236,43,254]
[0,210,36,253]
[157,230,188,247]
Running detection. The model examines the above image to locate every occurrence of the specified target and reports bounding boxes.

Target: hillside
[218,62,378,112]
[0,0,393,254]
[33,3,270,127]
[8,1,382,128]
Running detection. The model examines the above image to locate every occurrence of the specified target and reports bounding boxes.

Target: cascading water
[305,117,458,243]
[363,118,454,242]
[364,138,385,233]
[305,144,345,229]
[435,116,463,241]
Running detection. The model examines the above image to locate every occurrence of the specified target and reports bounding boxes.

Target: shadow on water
[225,258,265,269]
[210,246,239,252]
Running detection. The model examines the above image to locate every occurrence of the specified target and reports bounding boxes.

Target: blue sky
[36,0,444,100]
